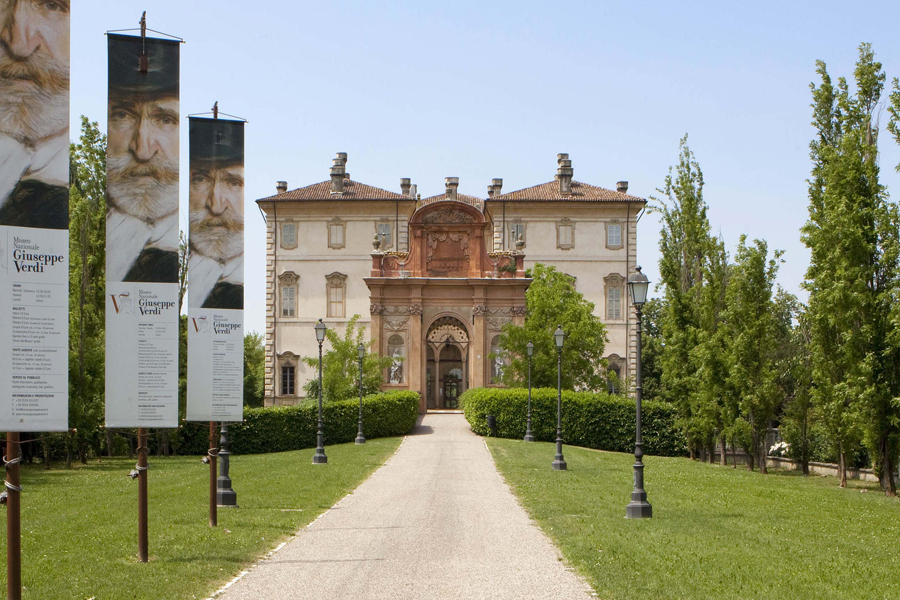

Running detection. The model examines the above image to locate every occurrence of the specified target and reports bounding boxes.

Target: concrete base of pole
[524,433,535,442]
[626,494,653,519]
[313,451,328,464]
[552,457,567,470]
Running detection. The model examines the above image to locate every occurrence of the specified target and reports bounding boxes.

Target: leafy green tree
[725,236,782,474]
[639,297,665,401]
[495,263,608,391]
[652,135,714,457]
[803,44,899,493]
[67,117,107,465]
[777,305,815,475]
[243,332,266,407]
[691,234,731,464]
[303,315,392,402]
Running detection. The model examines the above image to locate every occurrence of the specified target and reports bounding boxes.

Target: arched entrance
[425,317,469,409]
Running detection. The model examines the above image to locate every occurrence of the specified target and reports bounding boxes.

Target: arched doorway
[425,317,469,409]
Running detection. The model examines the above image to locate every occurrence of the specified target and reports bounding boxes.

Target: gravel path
[213,413,594,600]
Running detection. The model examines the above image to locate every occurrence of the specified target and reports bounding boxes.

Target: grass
[486,438,900,600]
[0,438,402,600]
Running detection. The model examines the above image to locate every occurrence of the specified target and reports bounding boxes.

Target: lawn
[0,438,402,600]
[487,438,900,600]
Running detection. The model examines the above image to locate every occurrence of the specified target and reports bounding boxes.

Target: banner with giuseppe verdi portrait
[186,118,244,423]
[105,34,180,428]
[0,0,70,432]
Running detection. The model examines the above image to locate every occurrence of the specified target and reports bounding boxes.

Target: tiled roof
[257,180,412,202]
[487,180,645,203]
[419,193,485,211]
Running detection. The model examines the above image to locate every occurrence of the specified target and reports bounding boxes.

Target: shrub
[462,387,686,457]
[177,391,420,455]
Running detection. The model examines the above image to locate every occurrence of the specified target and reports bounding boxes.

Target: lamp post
[524,341,535,442]
[552,326,567,470]
[356,343,366,445]
[626,266,652,518]
[313,319,328,464]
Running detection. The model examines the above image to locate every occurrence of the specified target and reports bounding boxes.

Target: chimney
[276,181,287,194]
[400,178,411,197]
[557,153,573,196]
[410,184,417,199]
[445,177,459,201]
[492,178,503,197]
[617,181,629,194]
[487,184,494,198]
[330,152,346,194]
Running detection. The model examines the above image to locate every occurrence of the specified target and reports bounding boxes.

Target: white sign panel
[0,229,69,431]
[105,283,179,427]
[187,309,243,421]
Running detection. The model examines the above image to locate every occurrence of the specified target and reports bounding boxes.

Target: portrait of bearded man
[188,118,244,310]
[0,0,70,230]
[106,33,179,283]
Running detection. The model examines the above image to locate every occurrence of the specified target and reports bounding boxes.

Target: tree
[725,236,782,474]
[777,304,815,475]
[691,234,731,464]
[67,117,107,465]
[803,44,899,493]
[652,135,714,457]
[495,264,608,391]
[639,297,665,401]
[177,229,188,313]
[303,315,392,402]
[243,332,266,407]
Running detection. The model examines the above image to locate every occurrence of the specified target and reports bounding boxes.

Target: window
[328,218,345,249]
[326,272,347,318]
[509,222,525,247]
[281,365,295,396]
[607,222,622,248]
[281,222,297,249]
[607,357,622,394]
[604,273,626,320]
[608,287,622,320]
[376,222,392,249]
[278,271,298,318]
[557,219,575,249]
[282,286,295,317]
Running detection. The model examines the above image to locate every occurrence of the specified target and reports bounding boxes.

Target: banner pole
[137,427,148,562]
[6,432,21,600]
[209,422,217,527]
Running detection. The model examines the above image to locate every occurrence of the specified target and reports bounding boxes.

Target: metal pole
[552,349,567,470]
[217,423,238,506]
[356,354,366,444]
[313,341,328,463]
[6,432,21,600]
[209,422,217,527]
[626,305,652,518]
[137,427,149,562]
[524,355,534,441]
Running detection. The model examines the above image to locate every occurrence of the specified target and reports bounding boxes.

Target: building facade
[257,153,646,412]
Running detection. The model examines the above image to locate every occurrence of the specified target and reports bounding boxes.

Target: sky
[70,0,900,335]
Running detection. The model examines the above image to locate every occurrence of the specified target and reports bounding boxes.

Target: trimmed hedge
[463,387,686,457]
[178,391,420,455]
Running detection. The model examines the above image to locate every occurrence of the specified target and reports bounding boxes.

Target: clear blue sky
[70,0,900,335]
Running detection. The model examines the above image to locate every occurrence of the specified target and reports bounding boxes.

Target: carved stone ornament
[409,304,423,315]
[427,324,469,344]
[487,316,511,331]
[473,304,487,316]
[423,207,476,224]
[370,303,384,315]
[384,317,409,331]
[511,306,526,316]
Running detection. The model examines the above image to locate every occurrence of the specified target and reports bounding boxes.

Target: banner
[105,34,180,428]
[0,0,70,432]
[186,118,244,422]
